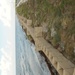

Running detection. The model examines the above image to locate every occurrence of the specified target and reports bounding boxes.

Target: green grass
[16,2,29,18]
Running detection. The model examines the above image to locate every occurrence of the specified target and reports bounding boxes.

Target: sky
[0,0,15,75]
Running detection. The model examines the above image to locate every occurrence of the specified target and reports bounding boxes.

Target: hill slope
[16,0,75,64]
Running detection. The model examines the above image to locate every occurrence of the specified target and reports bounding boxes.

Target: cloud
[0,56,11,75]
[0,45,12,75]
[7,41,11,45]
[0,40,13,60]
[0,48,11,61]
[0,40,13,75]
[0,18,11,28]
[0,0,11,28]
[0,0,15,75]
[0,56,11,70]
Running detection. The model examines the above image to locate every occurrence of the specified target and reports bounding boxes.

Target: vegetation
[16,0,75,64]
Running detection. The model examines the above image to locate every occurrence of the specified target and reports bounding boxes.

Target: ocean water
[16,16,51,75]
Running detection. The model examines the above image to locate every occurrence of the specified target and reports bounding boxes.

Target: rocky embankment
[16,0,75,64]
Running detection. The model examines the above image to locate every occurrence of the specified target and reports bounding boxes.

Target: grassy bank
[16,0,75,64]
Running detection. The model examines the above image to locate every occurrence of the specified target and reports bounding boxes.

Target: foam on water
[16,16,51,75]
